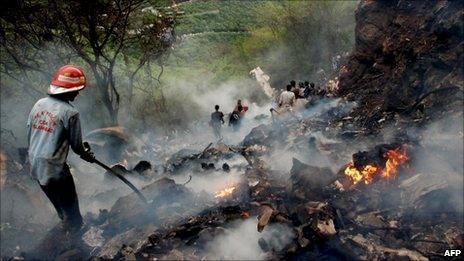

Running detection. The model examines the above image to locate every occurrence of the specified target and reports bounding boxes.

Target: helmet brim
[48,84,85,95]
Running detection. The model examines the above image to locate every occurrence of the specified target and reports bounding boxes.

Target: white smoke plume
[201,218,294,260]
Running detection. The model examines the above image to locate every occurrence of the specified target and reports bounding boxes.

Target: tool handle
[82,142,148,204]
[98,159,149,204]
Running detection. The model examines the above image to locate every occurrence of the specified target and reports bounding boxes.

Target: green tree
[1,0,175,126]
[250,0,357,85]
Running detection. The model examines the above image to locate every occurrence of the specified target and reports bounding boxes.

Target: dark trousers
[39,165,83,229]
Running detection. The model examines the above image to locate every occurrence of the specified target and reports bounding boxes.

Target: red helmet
[49,65,86,94]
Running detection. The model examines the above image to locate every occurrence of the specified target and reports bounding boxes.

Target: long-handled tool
[83,142,148,204]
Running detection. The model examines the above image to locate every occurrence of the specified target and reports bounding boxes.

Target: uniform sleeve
[67,113,86,156]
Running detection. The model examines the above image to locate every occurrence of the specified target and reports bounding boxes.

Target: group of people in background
[210,99,248,139]
[290,80,321,99]
[210,80,323,139]
[279,80,320,109]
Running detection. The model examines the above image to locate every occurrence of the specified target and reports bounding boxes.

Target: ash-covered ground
[1,90,462,260]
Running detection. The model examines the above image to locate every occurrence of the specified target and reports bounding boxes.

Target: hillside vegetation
[163,0,357,86]
[0,0,357,136]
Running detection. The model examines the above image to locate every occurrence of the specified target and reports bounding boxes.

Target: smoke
[184,171,242,195]
[250,1,356,87]
[261,98,357,175]
[3,1,462,258]
[408,115,464,213]
[129,74,276,150]
[201,218,294,260]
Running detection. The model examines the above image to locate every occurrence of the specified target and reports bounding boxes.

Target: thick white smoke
[202,218,294,260]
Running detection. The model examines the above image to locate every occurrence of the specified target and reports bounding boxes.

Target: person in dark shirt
[234,99,242,112]
[234,99,249,116]
[229,105,242,132]
[304,82,315,98]
[210,105,224,139]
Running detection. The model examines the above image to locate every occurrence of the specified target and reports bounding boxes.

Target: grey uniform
[27,96,86,185]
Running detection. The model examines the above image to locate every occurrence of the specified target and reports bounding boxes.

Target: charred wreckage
[1,0,464,259]
[1,90,463,260]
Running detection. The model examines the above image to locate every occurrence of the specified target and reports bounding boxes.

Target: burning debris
[3,103,463,260]
[3,84,462,260]
[343,144,409,186]
[214,185,237,199]
[1,0,463,260]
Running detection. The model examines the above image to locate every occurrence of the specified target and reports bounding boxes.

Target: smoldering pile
[1,93,462,260]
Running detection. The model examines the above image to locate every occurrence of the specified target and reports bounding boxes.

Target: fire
[344,163,378,185]
[381,147,409,179]
[344,146,408,185]
[214,186,236,198]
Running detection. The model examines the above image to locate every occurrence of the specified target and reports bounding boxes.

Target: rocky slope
[338,0,463,129]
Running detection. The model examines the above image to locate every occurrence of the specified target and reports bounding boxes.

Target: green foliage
[1,0,176,126]
[252,0,357,84]
[164,0,357,87]
[175,1,264,34]
[1,0,357,133]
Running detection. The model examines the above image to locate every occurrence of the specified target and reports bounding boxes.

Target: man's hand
[80,149,95,163]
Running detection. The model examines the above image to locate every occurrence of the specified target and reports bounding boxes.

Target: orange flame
[344,146,408,185]
[344,163,378,185]
[381,147,409,179]
[214,186,236,198]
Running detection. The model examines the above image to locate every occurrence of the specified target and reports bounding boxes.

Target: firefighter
[27,65,95,231]
[210,105,225,139]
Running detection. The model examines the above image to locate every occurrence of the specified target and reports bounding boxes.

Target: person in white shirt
[279,84,296,109]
